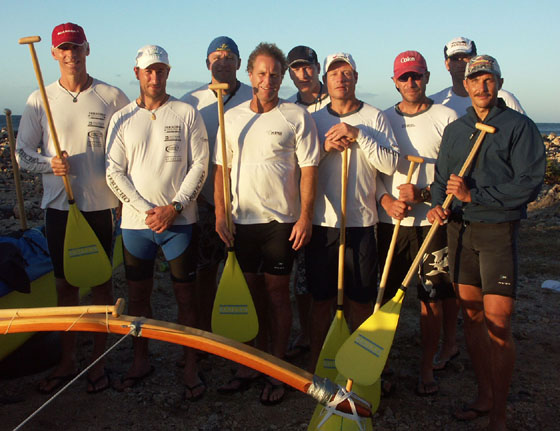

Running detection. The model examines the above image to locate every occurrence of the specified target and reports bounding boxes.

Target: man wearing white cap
[306,52,399,372]
[430,37,525,115]
[16,22,129,394]
[428,55,545,429]
[379,50,458,396]
[180,37,252,335]
[106,45,209,400]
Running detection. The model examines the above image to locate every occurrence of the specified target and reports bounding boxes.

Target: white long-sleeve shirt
[106,97,209,229]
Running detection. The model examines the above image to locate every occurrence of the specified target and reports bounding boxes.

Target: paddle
[313,147,351,380]
[18,36,112,289]
[5,109,27,231]
[374,154,424,312]
[209,83,259,342]
[335,123,496,385]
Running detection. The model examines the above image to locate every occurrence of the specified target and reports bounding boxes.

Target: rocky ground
[0,133,559,430]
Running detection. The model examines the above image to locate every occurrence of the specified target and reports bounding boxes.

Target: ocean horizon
[2,114,560,137]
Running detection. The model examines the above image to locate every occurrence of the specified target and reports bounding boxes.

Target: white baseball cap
[135,45,170,69]
[323,52,357,75]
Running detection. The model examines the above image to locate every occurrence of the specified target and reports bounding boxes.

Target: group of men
[16,22,545,430]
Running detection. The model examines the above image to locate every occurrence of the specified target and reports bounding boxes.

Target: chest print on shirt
[164,125,183,163]
[87,112,106,147]
[87,112,106,129]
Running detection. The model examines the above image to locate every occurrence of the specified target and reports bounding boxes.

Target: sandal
[113,365,155,392]
[37,373,77,394]
[184,372,206,402]
[260,377,285,406]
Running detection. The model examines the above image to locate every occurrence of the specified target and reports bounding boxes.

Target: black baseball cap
[287,45,318,67]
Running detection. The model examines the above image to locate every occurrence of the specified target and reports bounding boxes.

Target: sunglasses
[397,72,424,82]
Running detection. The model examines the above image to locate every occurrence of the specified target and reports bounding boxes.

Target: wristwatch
[172,201,183,214]
[420,187,431,203]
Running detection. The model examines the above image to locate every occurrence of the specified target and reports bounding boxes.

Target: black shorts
[45,208,113,279]
[305,225,378,303]
[234,221,295,275]
[447,219,519,298]
[377,223,454,303]
[196,201,225,270]
[123,226,198,283]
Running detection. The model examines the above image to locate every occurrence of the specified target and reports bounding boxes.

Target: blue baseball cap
[207,36,239,58]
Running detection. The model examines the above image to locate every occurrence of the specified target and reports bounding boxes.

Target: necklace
[136,94,169,120]
[60,75,91,103]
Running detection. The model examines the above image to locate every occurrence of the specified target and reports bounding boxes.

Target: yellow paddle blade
[63,204,112,289]
[315,310,350,380]
[307,374,379,431]
[112,234,123,269]
[335,289,405,386]
[212,251,259,342]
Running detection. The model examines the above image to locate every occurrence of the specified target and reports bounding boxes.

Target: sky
[0,0,558,122]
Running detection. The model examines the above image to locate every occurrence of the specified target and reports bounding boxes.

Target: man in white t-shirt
[180,36,252,336]
[106,45,209,400]
[214,42,319,405]
[307,52,399,372]
[284,45,330,360]
[16,22,129,394]
[379,51,458,396]
[429,37,525,115]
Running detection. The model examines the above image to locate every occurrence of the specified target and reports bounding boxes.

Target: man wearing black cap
[430,37,525,115]
[180,37,252,336]
[287,45,330,112]
[428,55,545,430]
[16,22,129,394]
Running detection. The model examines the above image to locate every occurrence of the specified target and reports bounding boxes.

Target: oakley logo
[165,144,179,152]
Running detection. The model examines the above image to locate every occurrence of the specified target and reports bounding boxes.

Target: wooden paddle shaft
[4,109,27,230]
[19,36,74,201]
[400,123,496,290]
[0,298,125,319]
[209,83,233,234]
[337,148,348,306]
[374,154,424,312]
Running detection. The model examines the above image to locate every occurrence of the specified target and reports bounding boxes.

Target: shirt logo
[267,130,283,136]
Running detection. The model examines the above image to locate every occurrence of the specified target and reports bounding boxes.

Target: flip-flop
[260,378,285,406]
[184,372,206,402]
[218,374,259,394]
[453,404,490,421]
[37,373,77,394]
[433,350,460,371]
[86,369,110,394]
[113,365,155,392]
[415,379,439,396]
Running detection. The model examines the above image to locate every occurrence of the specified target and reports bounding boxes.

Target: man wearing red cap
[378,50,458,395]
[306,52,399,372]
[16,23,129,394]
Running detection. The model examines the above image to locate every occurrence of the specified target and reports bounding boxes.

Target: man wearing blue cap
[428,55,545,430]
[181,37,252,337]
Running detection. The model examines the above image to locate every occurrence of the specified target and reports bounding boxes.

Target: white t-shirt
[311,103,400,228]
[106,97,209,229]
[287,90,331,113]
[214,100,320,224]
[16,79,129,211]
[429,86,526,116]
[180,82,253,205]
[379,103,458,226]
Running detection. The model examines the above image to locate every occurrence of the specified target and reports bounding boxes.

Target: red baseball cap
[51,23,87,48]
[393,51,427,79]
